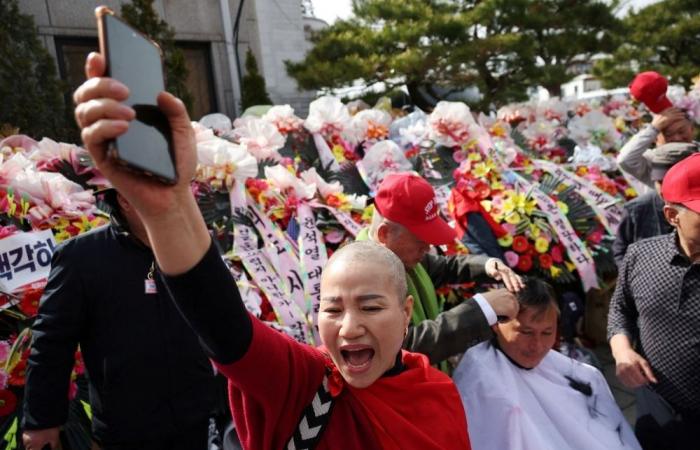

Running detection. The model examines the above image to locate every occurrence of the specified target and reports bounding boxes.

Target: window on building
[55,37,216,120]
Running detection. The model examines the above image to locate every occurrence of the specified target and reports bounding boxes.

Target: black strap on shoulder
[284,368,335,450]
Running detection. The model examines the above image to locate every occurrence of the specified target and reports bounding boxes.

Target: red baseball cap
[662,153,700,213]
[375,172,457,245]
[629,71,673,114]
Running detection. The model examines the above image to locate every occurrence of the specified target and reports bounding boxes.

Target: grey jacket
[403,252,493,364]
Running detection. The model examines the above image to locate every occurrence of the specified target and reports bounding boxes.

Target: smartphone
[96,6,177,184]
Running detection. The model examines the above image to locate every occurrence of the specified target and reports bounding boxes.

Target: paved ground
[594,344,636,425]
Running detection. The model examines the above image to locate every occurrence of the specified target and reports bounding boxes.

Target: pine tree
[121,0,193,113]
[0,0,73,141]
[594,0,700,89]
[241,49,273,110]
[286,0,620,109]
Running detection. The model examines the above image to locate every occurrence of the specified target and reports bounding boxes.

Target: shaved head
[324,241,408,302]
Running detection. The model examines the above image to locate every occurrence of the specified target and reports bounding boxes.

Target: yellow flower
[556,201,569,214]
[524,198,537,215]
[491,180,504,191]
[529,223,541,238]
[624,187,637,198]
[362,204,375,222]
[497,234,513,247]
[505,212,521,224]
[502,196,516,214]
[550,265,562,278]
[565,261,576,272]
[481,200,492,212]
[54,231,71,243]
[535,237,549,253]
[331,145,346,163]
[468,152,482,162]
[473,162,490,178]
[614,116,627,132]
[490,123,507,138]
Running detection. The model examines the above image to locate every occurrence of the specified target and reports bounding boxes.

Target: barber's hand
[481,288,519,322]
[73,52,196,220]
[22,427,60,450]
[485,258,525,292]
[651,107,687,131]
[613,347,658,389]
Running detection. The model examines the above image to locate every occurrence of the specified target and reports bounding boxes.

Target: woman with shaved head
[70,52,471,449]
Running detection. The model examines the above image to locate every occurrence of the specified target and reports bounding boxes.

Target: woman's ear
[403,295,414,327]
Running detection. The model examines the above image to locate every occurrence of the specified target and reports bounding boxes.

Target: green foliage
[287,0,620,109]
[121,0,193,113]
[240,49,273,110]
[594,0,700,89]
[0,0,74,141]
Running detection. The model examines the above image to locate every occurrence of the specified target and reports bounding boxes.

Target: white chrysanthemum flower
[232,116,285,161]
[428,101,478,147]
[264,165,316,199]
[567,110,622,150]
[299,167,343,198]
[304,96,351,136]
[262,105,304,134]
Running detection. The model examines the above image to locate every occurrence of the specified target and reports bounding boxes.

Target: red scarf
[450,188,507,240]
[328,350,472,450]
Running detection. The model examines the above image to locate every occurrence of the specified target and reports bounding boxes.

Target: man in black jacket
[22,189,218,450]
[613,142,698,266]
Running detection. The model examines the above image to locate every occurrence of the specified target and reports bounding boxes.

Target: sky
[310,0,662,25]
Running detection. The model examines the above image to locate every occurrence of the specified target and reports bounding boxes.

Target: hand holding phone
[96,6,177,184]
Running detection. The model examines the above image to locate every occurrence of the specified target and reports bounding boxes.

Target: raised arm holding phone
[66,9,474,446]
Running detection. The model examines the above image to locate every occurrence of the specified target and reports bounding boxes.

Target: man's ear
[664,204,680,227]
[116,192,131,213]
[376,222,390,244]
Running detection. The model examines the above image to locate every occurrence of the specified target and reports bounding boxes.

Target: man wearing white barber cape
[453,277,640,450]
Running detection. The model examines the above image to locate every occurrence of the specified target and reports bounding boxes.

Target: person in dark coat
[22,189,218,450]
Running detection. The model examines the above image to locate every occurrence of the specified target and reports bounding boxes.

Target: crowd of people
[18,53,699,450]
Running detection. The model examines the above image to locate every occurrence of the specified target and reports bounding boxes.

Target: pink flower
[453,150,467,163]
[504,251,519,268]
[0,342,10,363]
[501,222,516,235]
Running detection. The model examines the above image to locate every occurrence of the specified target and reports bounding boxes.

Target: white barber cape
[453,341,641,450]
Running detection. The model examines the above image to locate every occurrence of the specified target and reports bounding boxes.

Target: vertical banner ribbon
[229,186,313,344]
[296,203,327,344]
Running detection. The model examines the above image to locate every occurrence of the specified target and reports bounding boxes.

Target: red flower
[512,235,530,254]
[8,361,27,386]
[19,288,43,317]
[539,253,553,269]
[0,390,17,416]
[325,194,343,208]
[517,254,533,272]
[551,245,564,263]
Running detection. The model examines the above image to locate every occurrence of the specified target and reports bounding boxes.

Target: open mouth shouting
[340,344,375,374]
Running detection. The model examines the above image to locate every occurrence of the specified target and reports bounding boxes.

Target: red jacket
[218,318,471,449]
